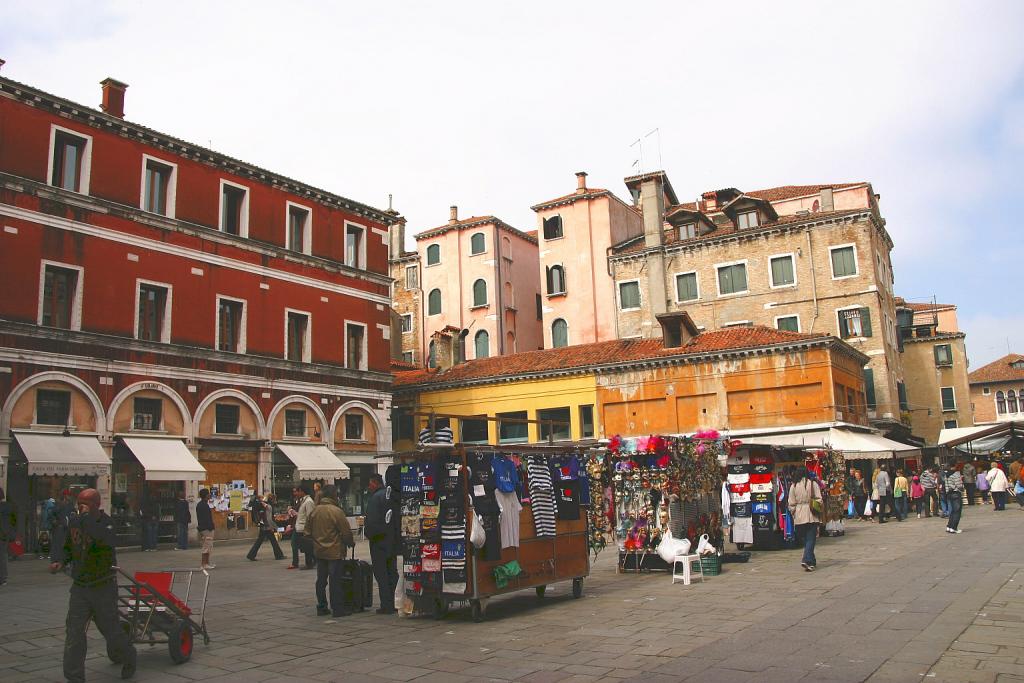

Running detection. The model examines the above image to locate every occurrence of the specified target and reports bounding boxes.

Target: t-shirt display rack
[393,443,590,622]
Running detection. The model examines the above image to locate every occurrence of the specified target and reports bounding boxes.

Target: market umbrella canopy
[739,427,919,460]
[13,431,111,476]
[275,443,351,481]
[121,436,206,481]
[938,420,1024,455]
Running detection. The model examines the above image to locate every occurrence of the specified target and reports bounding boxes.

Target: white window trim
[829,243,859,280]
[469,232,487,256]
[722,320,752,328]
[405,264,419,290]
[215,294,248,354]
[425,244,441,267]
[617,278,642,311]
[835,305,869,341]
[940,386,957,412]
[139,154,178,218]
[401,314,414,335]
[773,314,801,332]
[47,124,93,195]
[714,259,749,297]
[343,411,367,442]
[284,308,312,363]
[214,402,242,435]
[218,179,250,238]
[768,252,798,289]
[344,319,369,371]
[133,278,173,343]
[37,259,84,330]
[282,407,310,440]
[982,387,991,395]
[673,270,700,303]
[343,219,367,269]
[285,200,313,256]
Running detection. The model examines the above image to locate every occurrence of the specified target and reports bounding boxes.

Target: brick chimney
[431,327,460,370]
[100,77,128,119]
[641,176,666,248]
[818,186,834,211]
[575,171,588,194]
[448,205,459,225]
[702,191,718,212]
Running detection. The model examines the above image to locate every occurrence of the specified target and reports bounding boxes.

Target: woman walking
[849,469,869,521]
[911,475,925,518]
[246,494,286,560]
[986,462,1010,512]
[788,469,823,572]
[976,469,991,504]
[893,469,909,521]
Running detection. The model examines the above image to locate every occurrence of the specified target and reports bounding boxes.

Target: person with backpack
[246,494,285,560]
[788,468,823,572]
[306,485,354,617]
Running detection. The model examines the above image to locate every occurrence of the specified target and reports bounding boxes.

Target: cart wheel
[167,620,194,664]
[572,578,583,599]
[470,600,484,623]
[432,597,449,620]
[535,585,546,599]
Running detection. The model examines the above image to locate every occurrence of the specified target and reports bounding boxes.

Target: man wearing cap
[50,488,136,681]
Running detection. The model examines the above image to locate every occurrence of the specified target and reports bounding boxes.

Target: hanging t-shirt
[495,490,522,548]
[479,512,502,561]
[526,455,557,537]
[419,461,436,492]
[400,464,421,494]
[492,455,521,494]
[468,451,494,491]
[555,480,580,520]
[732,515,754,544]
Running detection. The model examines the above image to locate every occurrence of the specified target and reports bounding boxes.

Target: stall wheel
[167,620,194,664]
[535,585,547,599]
[572,578,583,599]
[432,597,449,620]
[470,600,484,623]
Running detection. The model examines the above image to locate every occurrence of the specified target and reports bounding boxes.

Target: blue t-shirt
[492,456,520,494]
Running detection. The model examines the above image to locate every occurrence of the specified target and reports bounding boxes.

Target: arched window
[470,232,485,255]
[997,391,1007,414]
[472,279,487,307]
[552,318,568,348]
[428,340,437,368]
[426,244,440,265]
[428,288,442,315]
[1009,390,1019,414]
[546,265,565,295]
[543,215,563,240]
[474,330,489,359]
[502,236,512,261]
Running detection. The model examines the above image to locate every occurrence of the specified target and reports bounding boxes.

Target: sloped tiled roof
[415,215,537,244]
[390,358,420,371]
[746,183,865,203]
[969,354,1024,385]
[393,327,830,388]
[530,188,613,212]
[903,302,955,312]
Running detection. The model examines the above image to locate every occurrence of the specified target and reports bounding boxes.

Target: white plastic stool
[671,554,704,585]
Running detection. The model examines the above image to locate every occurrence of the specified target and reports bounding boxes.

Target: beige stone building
[897,300,973,445]
[969,353,1024,424]
[607,171,909,437]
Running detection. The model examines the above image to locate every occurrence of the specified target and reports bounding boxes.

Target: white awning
[121,437,206,481]
[276,444,351,481]
[741,427,920,460]
[14,432,111,476]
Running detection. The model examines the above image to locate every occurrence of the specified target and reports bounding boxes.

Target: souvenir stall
[394,444,590,622]
[584,432,725,573]
[724,443,846,551]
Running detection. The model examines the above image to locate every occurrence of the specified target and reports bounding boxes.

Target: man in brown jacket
[305,485,354,617]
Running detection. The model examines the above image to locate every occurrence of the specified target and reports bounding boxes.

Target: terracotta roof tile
[903,302,955,312]
[969,354,1024,384]
[390,358,420,371]
[530,188,612,212]
[745,183,865,202]
[415,215,537,244]
[393,326,828,388]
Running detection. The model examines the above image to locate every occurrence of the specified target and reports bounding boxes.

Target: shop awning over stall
[739,426,920,460]
[121,437,206,481]
[275,444,351,480]
[938,421,1024,455]
[13,432,111,476]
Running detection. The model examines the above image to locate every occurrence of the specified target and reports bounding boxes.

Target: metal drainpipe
[495,226,505,355]
[807,227,819,332]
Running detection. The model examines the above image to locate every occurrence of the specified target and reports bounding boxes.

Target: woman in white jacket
[986,463,1010,512]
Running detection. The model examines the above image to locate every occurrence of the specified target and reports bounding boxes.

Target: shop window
[426,244,440,266]
[675,272,699,302]
[142,157,175,216]
[461,417,489,444]
[537,407,571,442]
[498,410,528,443]
[579,405,594,439]
[736,210,759,230]
[345,413,364,440]
[137,283,169,342]
[552,318,568,348]
[41,264,80,330]
[474,330,489,359]
[470,232,486,255]
[934,344,952,367]
[346,322,366,370]
[543,215,563,240]
[830,245,858,278]
[776,315,800,332]
[472,279,488,307]
[132,397,162,431]
[217,297,245,353]
[428,289,442,315]
[997,391,1006,414]
[618,281,641,310]
[36,389,71,426]
[288,204,310,254]
[838,307,873,339]
[547,265,566,296]
[50,128,90,193]
[285,409,306,438]
[716,263,748,296]
[940,387,956,412]
[401,314,413,334]
[345,223,364,269]
[405,265,419,289]
[215,403,240,434]
[769,254,795,287]
[286,311,310,362]
[220,181,249,236]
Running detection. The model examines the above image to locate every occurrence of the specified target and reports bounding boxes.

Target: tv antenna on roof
[630,128,663,175]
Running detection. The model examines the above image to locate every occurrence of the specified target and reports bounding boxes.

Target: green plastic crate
[692,554,721,576]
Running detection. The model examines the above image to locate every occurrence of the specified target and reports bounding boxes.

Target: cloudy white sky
[2,1,1021,367]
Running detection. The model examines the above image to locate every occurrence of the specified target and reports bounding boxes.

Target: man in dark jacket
[174,490,191,550]
[0,487,13,586]
[50,488,136,682]
[365,474,398,614]
[306,485,354,617]
[139,496,159,551]
[246,494,285,560]
[196,488,215,570]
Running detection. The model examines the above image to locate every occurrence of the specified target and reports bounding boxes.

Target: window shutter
[863,368,876,410]
[545,267,552,294]
[860,307,873,337]
[933,345,941,365]
[838,312,849,338]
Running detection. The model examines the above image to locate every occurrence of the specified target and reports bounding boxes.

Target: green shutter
[864,368,876,410]
[838,312,849,338]
[860,307,872,337]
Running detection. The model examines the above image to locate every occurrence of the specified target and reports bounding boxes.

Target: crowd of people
[845,458,1023,534]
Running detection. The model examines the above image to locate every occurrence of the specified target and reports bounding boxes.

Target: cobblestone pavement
[2,505,1024,682]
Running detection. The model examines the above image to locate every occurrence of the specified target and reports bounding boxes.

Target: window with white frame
[934,343,953,367]
[997,391,1006,414]
[775,315,800,332]
[344,222,365,269]
[216,296,246,353]
[345,412,364,440]
[401,314,413,334]
[287,203,312,254]
[345,321,367,370]
[837,307,873,339]
[285,310,311,362]
[49,126,92,193]
[982,387,991,395]
[36,389,71,426]
[132,397,162,431]
[219,181,249,236]
[426,244,440,266]
[401,351,414,363]
[679,222,697,239]
[618,281,641,310]
[1008,390,1019,414]
[716,262,748,296]
[940,386,956,412]
[830,245,858,278]
[769,254,796,287]
[136,281,171,343]
[39,261,83,330]
[675,272,699,302]
[141,156,176,217]
[405,265,419,289]
[736,210,759,230]
[285,408,306,437]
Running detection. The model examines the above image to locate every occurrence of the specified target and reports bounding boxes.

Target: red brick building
[0,74,398,546]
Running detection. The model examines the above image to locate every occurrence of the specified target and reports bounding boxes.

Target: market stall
[396,444,589,622]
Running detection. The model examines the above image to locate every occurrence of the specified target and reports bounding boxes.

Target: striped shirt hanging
[526,455,557,537]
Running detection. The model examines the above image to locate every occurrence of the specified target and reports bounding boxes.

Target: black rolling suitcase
[341,547,373,611]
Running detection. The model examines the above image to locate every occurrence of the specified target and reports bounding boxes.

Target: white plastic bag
[695,533,715,555]
[656,532,691,563]
[470,513,486,549]
[864,499,874,516]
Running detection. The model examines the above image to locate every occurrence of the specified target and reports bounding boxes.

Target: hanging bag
[864,499,874,516]
[470,513,486,549]
[656,531,691,563]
